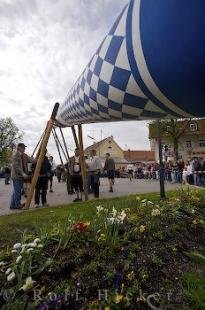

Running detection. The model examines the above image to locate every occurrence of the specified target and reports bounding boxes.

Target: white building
[149,119,205,161]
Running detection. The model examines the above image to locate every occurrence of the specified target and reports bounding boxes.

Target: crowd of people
[0,143,117,209]
[121,157,205,186]
[1,142,205,210]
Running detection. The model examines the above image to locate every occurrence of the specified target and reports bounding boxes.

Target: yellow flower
[124,208,130,213]
[151,209,161,216]
[121,283,125,293]
[139,225,146,233]
[98,234,106,242]
[127,271,135,280]
[114,294,123,304]
[104,306,110,310]
[136,196,141,202]
[199,219,204,224]
[192,220,197,225]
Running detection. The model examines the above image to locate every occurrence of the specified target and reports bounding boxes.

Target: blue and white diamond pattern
[58,1,169,126]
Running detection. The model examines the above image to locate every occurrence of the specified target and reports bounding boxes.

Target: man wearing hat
[10,143,33,209]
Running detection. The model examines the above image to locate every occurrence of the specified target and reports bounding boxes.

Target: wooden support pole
[52,129,64,166]
[78,124,88,201]
[157,120,166,199]
[25,103,59,209]
[32,130,45,157]
[53,127,68,162]
[59,127,70,161]
[71,125,79,149]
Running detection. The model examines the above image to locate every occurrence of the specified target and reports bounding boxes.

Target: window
[189,123,198,132]
[199,140,205,147]
[186,141,192,148]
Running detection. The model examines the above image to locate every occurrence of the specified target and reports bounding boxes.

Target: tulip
[13,243,21,250]
[20,276,36,291]
[151,209,161,216]
[26,248,34,254]
[139,225,146,233]
[7,271,15,282]
[114,294,123,304]
[5,268,12,275]
[16,255,22,264]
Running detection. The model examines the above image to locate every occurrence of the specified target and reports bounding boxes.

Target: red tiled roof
[124,150,155,162]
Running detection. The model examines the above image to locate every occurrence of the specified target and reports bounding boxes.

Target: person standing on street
[127,163,134,181]
[10,143,30,210]
[49,156,56,192]
[70,148,83,202]
[104,153,115,192]
[88,150,102,198]
[4,166,11,185]
[34,153,51,208]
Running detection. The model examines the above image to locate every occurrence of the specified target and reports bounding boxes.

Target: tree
[159,118,192,160]
[0,117,23,165]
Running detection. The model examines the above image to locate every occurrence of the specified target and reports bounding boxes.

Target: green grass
[0,188,204,246]
[0,190,177,246]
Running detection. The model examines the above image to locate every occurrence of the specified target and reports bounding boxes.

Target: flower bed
[0,189,204,309]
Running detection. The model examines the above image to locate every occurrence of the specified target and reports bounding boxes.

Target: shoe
[34,204,40,208]
[109,188,113,192]
[73,198,82,202]
[42,203,50,207]
[49,189,53,193]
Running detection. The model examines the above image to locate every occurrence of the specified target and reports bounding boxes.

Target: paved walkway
[0,177,181,216]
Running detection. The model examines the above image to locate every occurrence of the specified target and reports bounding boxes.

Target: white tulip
[20,245,27,254]
[26,248,34,254]
[5,268,12,275]
[112,207,117,217]
[13,243,21,250]
[20,276,36,291]
[96,205,104,212]
[34,238,41,244]
[11,249,18,254]
[16,255,22,264]
[0,261,5,267]
[27,242,37,248]
[108,217,115,224]
[7,271,16,282]
[147,201,154,205]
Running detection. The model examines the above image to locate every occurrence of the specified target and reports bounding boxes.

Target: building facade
[85,136,155,168]
[149,119,205,161]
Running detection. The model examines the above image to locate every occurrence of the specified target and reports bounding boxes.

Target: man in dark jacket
[34,154,51,208]
[104,153,115,192]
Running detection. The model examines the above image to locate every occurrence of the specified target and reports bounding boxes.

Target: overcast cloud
[0,0,150,162]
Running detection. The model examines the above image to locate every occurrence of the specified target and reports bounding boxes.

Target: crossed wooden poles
[25,103,88,209]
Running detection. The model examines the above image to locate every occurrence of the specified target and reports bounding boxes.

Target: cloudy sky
[0,0,150,162]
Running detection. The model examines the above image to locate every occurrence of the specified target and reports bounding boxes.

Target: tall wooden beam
[52,128,64,166]
[53,127,67,162]
[59,127,70,161]
[78,124,88,201]
[24,103,59,209]
[71,125,79,149]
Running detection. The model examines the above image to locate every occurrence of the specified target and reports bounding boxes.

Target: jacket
[11,151,24,180]
[104,158,115,171]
